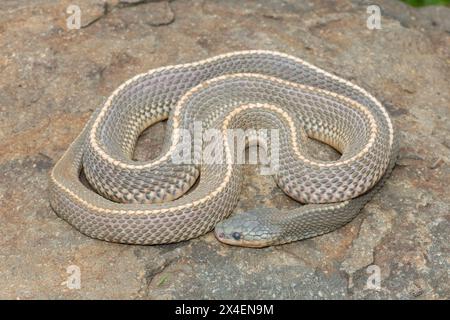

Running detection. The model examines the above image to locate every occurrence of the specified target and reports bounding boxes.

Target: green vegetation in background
[400,0,450,7]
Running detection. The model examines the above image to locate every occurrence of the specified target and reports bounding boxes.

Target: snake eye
[232,232,241,240]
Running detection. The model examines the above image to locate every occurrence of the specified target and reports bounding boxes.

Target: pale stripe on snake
[49,50,397,247]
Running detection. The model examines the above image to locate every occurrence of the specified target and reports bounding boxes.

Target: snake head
[214,208,281,248]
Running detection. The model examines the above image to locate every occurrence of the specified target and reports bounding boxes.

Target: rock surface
[0,0,449,299]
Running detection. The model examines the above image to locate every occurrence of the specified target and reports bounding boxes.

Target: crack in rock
[78,0,108,28]
[341,208,397,275]
[115,1,175,27]
[79,0,175,28]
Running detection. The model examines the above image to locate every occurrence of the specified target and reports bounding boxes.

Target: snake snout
[214,209,280,248]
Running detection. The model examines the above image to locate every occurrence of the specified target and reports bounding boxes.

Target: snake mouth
[214,229,271,248]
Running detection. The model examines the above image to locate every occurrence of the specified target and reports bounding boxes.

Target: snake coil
[50,51,397,247]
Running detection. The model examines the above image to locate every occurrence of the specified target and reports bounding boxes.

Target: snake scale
[49,50,397,247]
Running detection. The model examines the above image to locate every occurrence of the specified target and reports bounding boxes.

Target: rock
[119,0,146,4]
[73,0,108,28]
[0,0,449,299]
[118,1,175,27]
[341,208,396,276]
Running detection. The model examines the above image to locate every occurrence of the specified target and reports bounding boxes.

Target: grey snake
[49,50,397,247]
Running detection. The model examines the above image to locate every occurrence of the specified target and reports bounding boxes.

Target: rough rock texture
[0,0,449,299]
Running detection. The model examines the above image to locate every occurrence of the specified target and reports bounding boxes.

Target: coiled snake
[49,51,397,247]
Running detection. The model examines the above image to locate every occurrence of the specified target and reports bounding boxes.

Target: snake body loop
[49,51,397,247]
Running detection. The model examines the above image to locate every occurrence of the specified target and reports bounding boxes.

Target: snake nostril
[217,232,225,239]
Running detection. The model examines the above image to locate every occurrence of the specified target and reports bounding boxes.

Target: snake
[49,50,397,248]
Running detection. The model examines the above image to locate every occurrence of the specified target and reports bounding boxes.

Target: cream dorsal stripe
[89,52,393,169]
[49,50,397,247]
[90,73,381,169]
